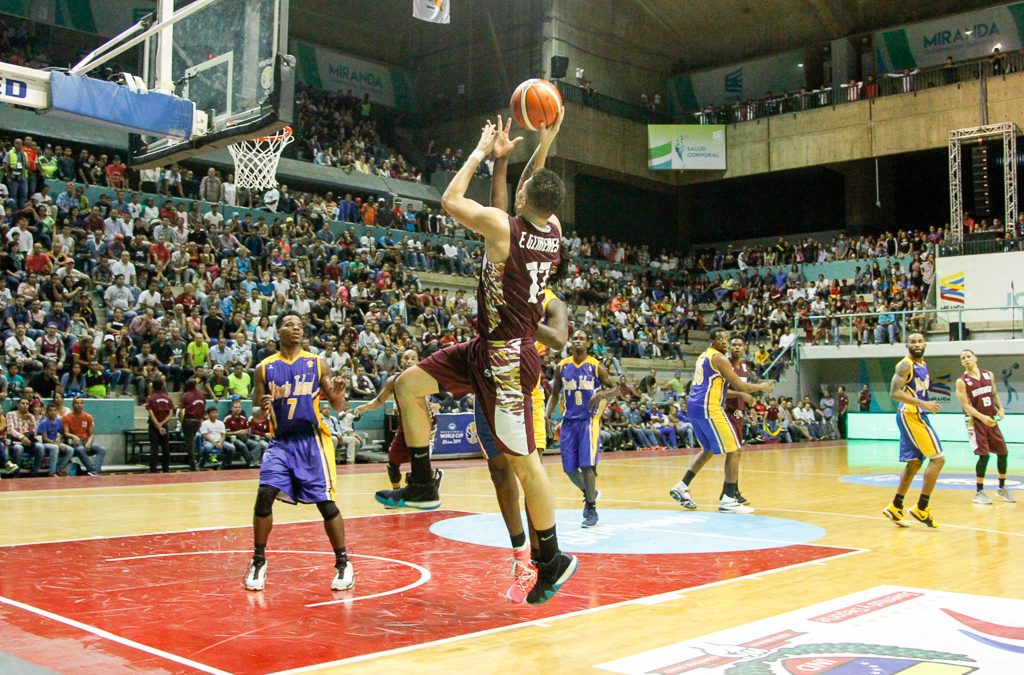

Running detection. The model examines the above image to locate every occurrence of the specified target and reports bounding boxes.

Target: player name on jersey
[519,231,560,253]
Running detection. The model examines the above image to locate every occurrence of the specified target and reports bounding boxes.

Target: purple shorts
[259,431,336,504]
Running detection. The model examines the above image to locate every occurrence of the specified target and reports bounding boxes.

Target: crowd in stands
[691,48,1024,126]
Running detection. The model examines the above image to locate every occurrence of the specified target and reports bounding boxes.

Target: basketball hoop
[227,125,293,191]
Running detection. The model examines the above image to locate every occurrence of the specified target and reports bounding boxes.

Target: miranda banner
[648,125,726,170]
[876,1,1024,72]
[291,39,416,112]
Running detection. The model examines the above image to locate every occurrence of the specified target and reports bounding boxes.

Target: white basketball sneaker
[244,557,267,591]
[719,496,755,514]
[973,490,993,505]
[996,488,1017,503]
[331,562,354,591]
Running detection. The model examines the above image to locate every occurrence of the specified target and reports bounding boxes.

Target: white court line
[0,491,255,501]
[603,460,847,478]
[0,510,468,549]
[0,594,231,675]
[268,547,870,674]
[102,550,432,608]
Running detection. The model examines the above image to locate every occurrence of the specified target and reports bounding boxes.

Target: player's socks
[409,446,432,484]
[977,481,985,493]
[254,543,266,560]
[723,482,738,499]
[999,474,1006,489]
[510,531,527,549]
[893,494,905,510]
[387,462,401,489]
[536,526,559,564]
[334,548,347,569]
[917,494,930,510]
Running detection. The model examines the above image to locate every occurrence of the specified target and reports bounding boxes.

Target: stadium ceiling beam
[629,0,688,46]
[803,0,856,39]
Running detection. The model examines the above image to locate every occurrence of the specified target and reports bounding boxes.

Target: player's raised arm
[490,115,523,213]
[714,352,773,394]
[516,106,564,198]
[441,121,510,241]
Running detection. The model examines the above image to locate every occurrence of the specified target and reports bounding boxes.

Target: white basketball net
[227,126,294,191]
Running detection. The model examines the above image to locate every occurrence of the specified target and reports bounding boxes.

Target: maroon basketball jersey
[725,359,748,412]
[477,215,561,342]
[960,369,999,417]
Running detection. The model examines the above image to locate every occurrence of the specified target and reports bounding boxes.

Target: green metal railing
[797,305,1024,346]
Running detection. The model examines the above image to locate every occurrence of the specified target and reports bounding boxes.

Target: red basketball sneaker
[506,548,537,604]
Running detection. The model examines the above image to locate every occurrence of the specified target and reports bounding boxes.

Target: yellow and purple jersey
[259,350,330,438]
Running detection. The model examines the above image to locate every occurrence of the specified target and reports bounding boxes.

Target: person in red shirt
[148,240,171,282]
[178,378,206,470]
[248,413,270,461]
[63,397,107,474]
[144,379,176,472]
[836,386,850,439]
[25,243,53,276]
[223,399,256,468]
[106,155,127,189]
[858,384,872,412]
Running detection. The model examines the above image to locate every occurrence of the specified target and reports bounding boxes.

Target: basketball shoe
[527,552,579,605]
[882,502,910,527]
[719,496,754,514]
[331,562,354,591]
[375,482,440,510]
[669,481,698,510]
[505,548,537,604]
[909,506,938,528]
[996,488,1017,503]
[582,502,598,528]
[973,490,993,505]
[244,557,267,591]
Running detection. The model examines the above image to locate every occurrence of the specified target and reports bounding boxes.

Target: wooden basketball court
[1,441,1021,674]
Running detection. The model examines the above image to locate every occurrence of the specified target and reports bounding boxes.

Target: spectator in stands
[198,406,226,468]
[7,397,44,474]
[223,400,256,468]
[62,397,106,474]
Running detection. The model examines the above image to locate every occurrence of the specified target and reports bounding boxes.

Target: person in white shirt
[203,204,225,229]
[288,290,312,317]
[198,407,227,467]
[110,252,138,288]
[141,199,160,222]
[221,175,236,206]
[262,187,279,212]
[104,275,135,318]
[135,279,163,311]
[7,217,33,253]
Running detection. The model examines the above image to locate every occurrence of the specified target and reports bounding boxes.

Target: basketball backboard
[126,0,294,167]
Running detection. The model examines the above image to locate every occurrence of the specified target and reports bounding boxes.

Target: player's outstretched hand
[493,115,524,158]
[475,120,498,155]
[537,106,565,144]
[759,381,776,393]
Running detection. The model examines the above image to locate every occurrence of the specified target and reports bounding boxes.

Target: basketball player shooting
[376,108,579,604]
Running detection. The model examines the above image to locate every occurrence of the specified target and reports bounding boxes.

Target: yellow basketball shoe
[882,502,909,527]
[909,506,939,528]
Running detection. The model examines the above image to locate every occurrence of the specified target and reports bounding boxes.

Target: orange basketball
[510,78,562,131]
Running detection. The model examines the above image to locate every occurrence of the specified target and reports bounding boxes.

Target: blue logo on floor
[841,473,1022,491]
[429,509,826,554]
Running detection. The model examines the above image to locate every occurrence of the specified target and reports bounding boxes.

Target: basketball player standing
[243,314,351,591]
[956,349,1015,504]
[883,333,944,528]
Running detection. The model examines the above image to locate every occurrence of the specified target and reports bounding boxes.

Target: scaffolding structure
[948,123,1019,243]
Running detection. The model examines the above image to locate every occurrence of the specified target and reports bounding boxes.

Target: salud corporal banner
[648,125,726,170]
[876,2,1024,72]
[935,250,1024,322]
[291,39,416,112]
[431,412,479,457]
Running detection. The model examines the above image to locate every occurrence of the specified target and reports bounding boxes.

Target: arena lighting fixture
[965,29,973,35]
[797,63,804,68]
